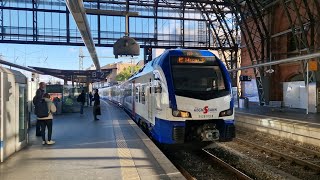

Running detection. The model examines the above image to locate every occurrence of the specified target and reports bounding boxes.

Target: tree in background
[116,66,141,81]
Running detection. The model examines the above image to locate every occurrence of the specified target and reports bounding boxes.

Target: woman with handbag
[93,89,101,121]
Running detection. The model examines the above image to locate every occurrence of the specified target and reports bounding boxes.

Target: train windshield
[171,56,229,100]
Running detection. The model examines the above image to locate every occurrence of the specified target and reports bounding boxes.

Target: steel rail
[236,137,320,172]
[236,128,320,158]
[175,164,196,180]
[201,149,253,180]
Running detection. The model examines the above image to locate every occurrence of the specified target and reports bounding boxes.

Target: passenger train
[100,49,235,144]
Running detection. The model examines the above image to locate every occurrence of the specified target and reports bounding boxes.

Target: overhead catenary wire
[228,52,320,72]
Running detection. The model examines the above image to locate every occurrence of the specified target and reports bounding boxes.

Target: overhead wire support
[229,52,320,72]
[65,0,101,71]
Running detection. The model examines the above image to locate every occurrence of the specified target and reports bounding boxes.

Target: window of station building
[287,32,307,52]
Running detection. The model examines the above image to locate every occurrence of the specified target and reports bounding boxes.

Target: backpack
[32,95,37,106]
[77,95,81,102]
[36,99,49,118]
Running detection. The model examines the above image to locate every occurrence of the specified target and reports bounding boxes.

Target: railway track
[235,128,320,173]
[236,128,320,159]
[201,148,253,180]
[235,137,320,173]
[160,143,252,180]
[175,163,196,180]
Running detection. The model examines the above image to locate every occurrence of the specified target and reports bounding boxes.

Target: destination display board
[171,56,217,65]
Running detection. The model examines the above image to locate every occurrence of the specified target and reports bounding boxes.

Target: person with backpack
[77,90,86,115]
[37,93,57,145]
[33,82,46,136]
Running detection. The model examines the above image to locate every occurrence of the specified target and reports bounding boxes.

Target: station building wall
[240,0,320,102]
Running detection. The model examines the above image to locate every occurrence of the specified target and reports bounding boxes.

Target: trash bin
[239,97,249,108]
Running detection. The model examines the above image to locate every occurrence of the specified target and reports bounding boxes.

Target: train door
[0,68,27,162]
[15,84,28,150]
[132,81,136,119]
[148,78,155,125]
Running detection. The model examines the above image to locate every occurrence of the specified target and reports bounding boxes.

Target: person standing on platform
[38,93,56,145]
[33,82,46,136]
[89,92,93,106]
[77,90,86,115]
[93,89,101,121]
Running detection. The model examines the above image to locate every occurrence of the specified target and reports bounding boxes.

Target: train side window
[149,79,152,93]
[141,86,146,104]
[135,87,139,102]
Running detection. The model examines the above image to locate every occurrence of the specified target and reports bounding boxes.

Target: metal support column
[125,0,130,36]
[231,3,266,105]
[154,0,159,46]
[97,0,101,45]
[181,0,185,47]
[66,7,70,43]
[281,0,316,83]
[0,0,3,40]
[32,0,38,41]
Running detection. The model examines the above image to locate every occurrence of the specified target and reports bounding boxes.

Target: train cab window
[171,64,228,100]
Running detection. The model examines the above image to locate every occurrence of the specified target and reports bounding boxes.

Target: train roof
[163,49,216,57]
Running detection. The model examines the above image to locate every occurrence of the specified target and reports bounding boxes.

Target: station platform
[235,102,320,147]
[0,101,184,180]
[236,102,320,124]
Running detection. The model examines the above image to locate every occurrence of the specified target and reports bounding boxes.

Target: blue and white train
[100,49,235,144]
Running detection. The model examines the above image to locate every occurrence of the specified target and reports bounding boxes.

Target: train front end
[154,50,235,144]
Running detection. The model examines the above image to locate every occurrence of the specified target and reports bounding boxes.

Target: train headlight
[172,110,191,118]
[219,109,233,117]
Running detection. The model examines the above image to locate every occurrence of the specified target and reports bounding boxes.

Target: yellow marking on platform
[113,120,140,180]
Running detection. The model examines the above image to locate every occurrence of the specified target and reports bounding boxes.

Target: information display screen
[177,57,206,64]
[171,56,217,65]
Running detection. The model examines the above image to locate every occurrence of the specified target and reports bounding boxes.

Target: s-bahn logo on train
[194,106,217,114]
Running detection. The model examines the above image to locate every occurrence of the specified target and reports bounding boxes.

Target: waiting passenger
[93,89,101,121]
[33,82,46,137]
[77,90,86,115]
[38,93,57,145]
[88,92,93,106]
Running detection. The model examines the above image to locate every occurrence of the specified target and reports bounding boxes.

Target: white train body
[101,49,235,144]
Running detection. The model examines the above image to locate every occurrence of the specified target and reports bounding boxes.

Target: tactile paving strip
[113,120,140,180]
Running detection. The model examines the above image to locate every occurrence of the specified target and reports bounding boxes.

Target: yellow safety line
[113,120,140,180]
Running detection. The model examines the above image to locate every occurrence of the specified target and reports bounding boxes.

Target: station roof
[29,66,116,83]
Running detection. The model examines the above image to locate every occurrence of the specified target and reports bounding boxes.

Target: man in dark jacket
[88,92,93,106]
[78,90,86,115]
[34,82,46,136]
[93,89,100,120]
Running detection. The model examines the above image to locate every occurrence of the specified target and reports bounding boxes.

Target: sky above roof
[0,43,144,71]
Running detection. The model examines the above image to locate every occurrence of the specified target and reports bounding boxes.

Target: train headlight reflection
[219,109,233,117]
[172,110,192,118]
